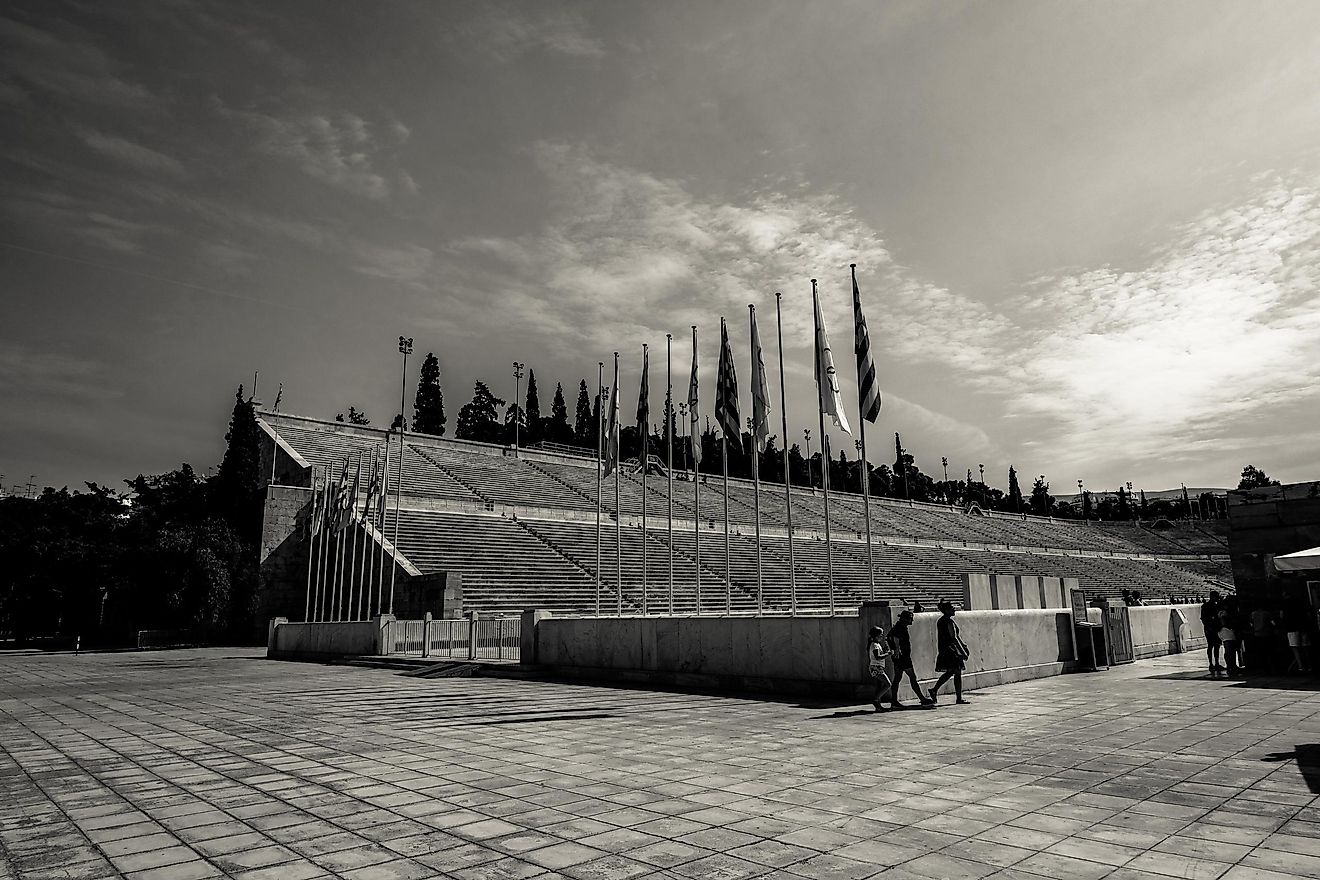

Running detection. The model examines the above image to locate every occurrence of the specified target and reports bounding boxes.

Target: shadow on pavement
[1263,744,1320,794]
[1143,670,1320,691]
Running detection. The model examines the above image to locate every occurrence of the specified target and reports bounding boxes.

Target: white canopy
[1273,546,1320,573]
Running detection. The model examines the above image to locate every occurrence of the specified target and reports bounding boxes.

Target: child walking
[866,625,894,713]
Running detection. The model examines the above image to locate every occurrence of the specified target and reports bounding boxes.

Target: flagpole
[722,434,731,615]
[358,449,373,619]
[348,452,361,620]
[690,326,701,616]
[304,467,316,622]
[749,304,763,616]
[377,436,389,617]
[595,360,604,617]
[614,352,622,616]
[774,292,796,616]
[853,264,876,602]
[666,333,674,616]
[640,343,649,617]
[813,281,836,616]
[318,477,330,621]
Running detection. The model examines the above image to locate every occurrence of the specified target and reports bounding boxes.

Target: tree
[524,369,541,445]
[548,382,571,444]
[573,380,592,447]
[412,353,446,436]
[335,406,370,425]
[1237,465,1279,491]
[213,386,262,544]
[1029,477,1053,516]
[1007,466,1023,512]
[1117,486,1131,519]
[504,402,525,445]
[455,381,505,443]
[1082,490,1094,519]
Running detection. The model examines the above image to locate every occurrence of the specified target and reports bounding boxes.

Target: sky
[2,0,1318,496]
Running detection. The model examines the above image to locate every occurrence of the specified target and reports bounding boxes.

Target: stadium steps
[408,444,495,505]
[523,459,600,507]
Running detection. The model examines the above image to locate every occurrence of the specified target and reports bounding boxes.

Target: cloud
[453,4,606,60]
[0,14,161,110]
[76,129,187,177]
[199,241,258,275]
[988,177,1320,472]
[0,344,119,401]
[216,102,408,200]
[354,242,434,284]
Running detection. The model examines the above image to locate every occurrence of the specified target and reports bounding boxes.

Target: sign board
[1070,589,1089,626]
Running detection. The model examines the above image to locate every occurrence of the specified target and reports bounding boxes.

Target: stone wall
[1128,602,1204,659]
[258,485,311,622]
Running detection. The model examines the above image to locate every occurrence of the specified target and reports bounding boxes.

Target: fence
[381,615,520,660]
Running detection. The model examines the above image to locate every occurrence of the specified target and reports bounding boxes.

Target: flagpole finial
[850,263,856,270]
[667,333,672,340]
[774,290,782,300]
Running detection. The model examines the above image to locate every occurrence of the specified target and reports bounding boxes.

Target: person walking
[928,602,969,705]
[888,609,932,708]
[1201,591,1223,675]
[866,625,894,713]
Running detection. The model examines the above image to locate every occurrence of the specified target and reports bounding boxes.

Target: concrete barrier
[267,618,386,659]
[1127,603,1204,659]
[530,605,1090,696]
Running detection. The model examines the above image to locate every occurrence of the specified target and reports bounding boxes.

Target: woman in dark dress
[929,601,970,705]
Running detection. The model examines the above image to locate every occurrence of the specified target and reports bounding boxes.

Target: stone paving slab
[1,649,1318,879]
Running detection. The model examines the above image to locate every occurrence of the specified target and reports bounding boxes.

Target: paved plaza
[2,649,1318,880]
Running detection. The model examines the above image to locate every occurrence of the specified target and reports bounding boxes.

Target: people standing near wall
[866,625,894,713]
[888,610,932,708]
[1218,597,1243,677]
[1248,604,1277,674]
[1201,591,1223,675]
[929,602,969,705]
[1282,590,1314,674]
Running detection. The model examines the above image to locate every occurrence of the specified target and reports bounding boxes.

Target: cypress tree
[524,369,541,444]
[412,353,446,436]
[213,385,262,543]
[549,382,570,444]
[573,380,592,447]
[1007,466,1023,512]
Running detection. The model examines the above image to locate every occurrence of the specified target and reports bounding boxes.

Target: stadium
[255,409,1233,624]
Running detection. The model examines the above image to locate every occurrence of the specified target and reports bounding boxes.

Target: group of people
[1201,589,1316,676]
[865,602,971,712]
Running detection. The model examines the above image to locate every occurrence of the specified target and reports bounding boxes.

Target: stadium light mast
[390,336,412,615]
[941,456,949,502]
[978,463,985,506]
[1077,479,1085,521]
[803,429,812,487]
[512,362,525,456]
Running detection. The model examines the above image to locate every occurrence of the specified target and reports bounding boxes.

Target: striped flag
[749,306,771,452]
[604,357,620,476]
[362,448,380,523]
[687,327,701,466]
[307,469,325,538]
[813,288,852,435]
[636,345,650,458]
[331,458,351,532]
[716,318,740,445]
[852,265,881,424]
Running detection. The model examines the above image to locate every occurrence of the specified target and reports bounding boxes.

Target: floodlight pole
[512,362,525,455]
[390,336,412,615]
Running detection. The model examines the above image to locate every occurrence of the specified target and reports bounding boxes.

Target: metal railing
[382,615,520,660]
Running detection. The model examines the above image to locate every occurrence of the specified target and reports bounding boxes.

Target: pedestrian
[866,625,894,713]
[1249,604,1276,674]
[928,601,970,705]
[1218,598,1243,676]
[1201,591,1223,674]
[1282,591,1314,674]
[888,610,933,708]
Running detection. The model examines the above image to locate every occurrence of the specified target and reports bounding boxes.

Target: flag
[636,345,650,461]
[363,448,380,523]
[329,458,350,532]
[852,266,881,424]
[687,327,701,466]
[716,318,740,444]
[813,290,852,435]
[307,470,324,538]
[604,357,620,476]
[749,306,771,452]
[340,455,361,530]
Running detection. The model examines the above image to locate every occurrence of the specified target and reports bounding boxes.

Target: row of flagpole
[592,265,885,616]
[303,443,392,622]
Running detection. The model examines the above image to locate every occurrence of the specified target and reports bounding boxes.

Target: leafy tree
[1007,466,1023,512]
[787,443,806,487]
[548,382,571,444]
[1237,465,1279,490]
[1082,490,1094,519]
[1116,486,1131,519]
[524,369,541,445]
[590,392,602,453]
[1029,477,1053,516]
[455,381,505,443]
[336,406,370,425]
[573,381,593,447]
[504,403,526,445]
[893,433,908,499]
[1139,489,1149,517]
[412,353,446,436]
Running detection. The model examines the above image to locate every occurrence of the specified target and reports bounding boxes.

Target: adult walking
[888,609,932,708]
[929,601,969,705]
